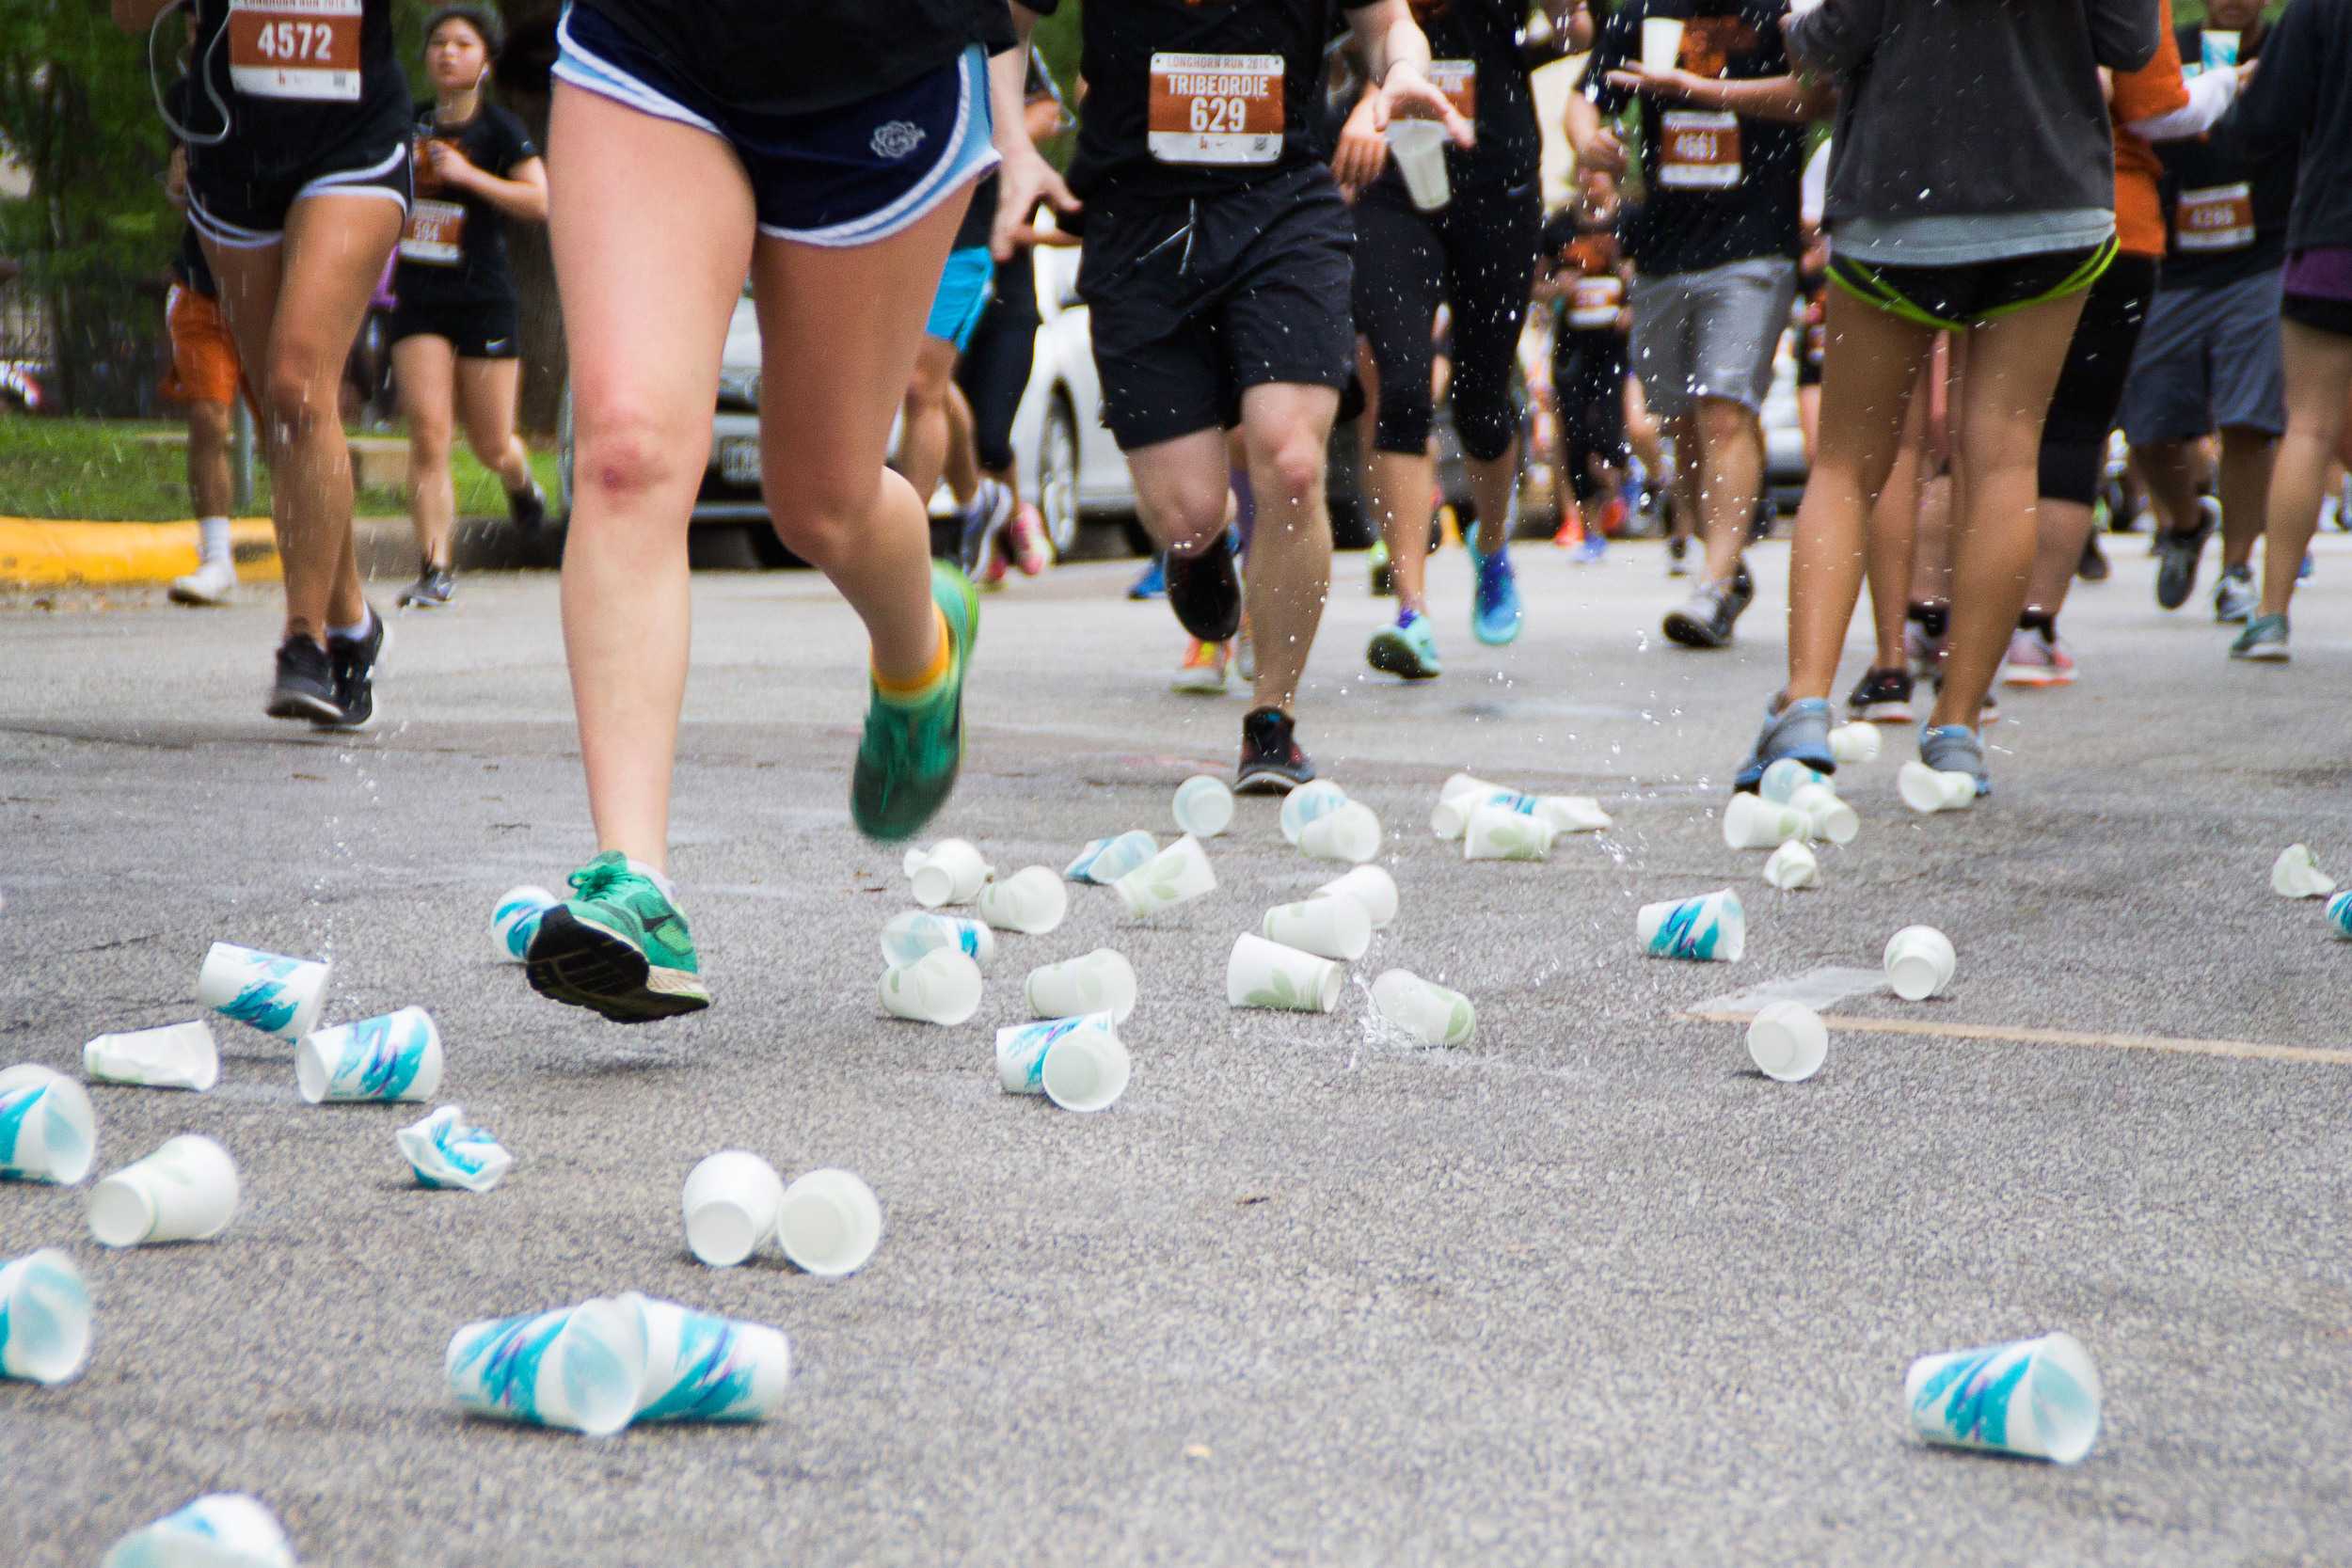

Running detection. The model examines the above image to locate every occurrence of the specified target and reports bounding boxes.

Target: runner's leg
[900,333,962,504]
[455,356,533,494]
[2256,321,2352,619]
[2216,425,2275,572]
[394,333,459,569]
[1237,382,1340,716]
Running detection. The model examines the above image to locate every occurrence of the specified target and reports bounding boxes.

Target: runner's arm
[994,7,1080,261]
[1345,0,1475,146]
[2123,63,2239,142]
[1564,93,1627,177]
[1603,69,1835,123]
[434,150,548,223]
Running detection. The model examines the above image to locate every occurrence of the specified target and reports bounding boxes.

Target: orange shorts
[160,282,248,408]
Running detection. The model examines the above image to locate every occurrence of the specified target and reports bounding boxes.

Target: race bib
[1149,53,1284,166]
[1428,59,1476,123]
[1569,275,1624,330]
[2176,182,2254,253]
[227,0,362,103]
[1659,109,1741,190]
[400,199,466,265]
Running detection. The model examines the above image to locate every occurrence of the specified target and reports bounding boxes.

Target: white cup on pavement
[976,865,1070,935]
[996,1012,1131,1112]
[1463,801,1556,862]
[1637,890,1745,962]
[1066,830,1159,885]
[2271,844,2336,899]
[0,1064,98,1184]
[1317,864,1399,929]
[1385,119,1452,212]
[625,1292,791,1424]
[87,1132,238,1248]
[1724,794,1809,850]
[84,1020,219,1092]
[101,1493,298,1568]
[1024,949,1138,1024]
[446,1295,648,1437]
[1279,779,1351,845]
[880,947,984,1026]
[681,1149,786,1268]
[1906,1331,2102,1465]
[1762,838,1820,891]
[198,942,329,1040]
[1827,722,1882,766]
[1172,774,1235,838]
[880,909,996,970]
[1788,783,1860,847]
[1747,1001,1828,1082]
[296,1006,443,1105]
[1263,895,1373,962]
[905,839,992,908]
[1899,760,1978,815]
[1758,757,1829,804]
[1884,925,1956,1001]
[1641,15,1686,71]
[776,1167,882,1277]
[0,1247,91,1386]
[491,884,558,963]
[1440,771,1508,802]
[1370,968,1476,1047]
[1227,932,1343,1013]
[1115,833,1217,918]
[1300,801,1383,864]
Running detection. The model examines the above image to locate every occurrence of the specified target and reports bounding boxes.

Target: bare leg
[1469,444,1518,554]
[2258,321,2352,619]
[1368,448,1438,613]
[2216,424,2276,571]
[1693,395,1764,583]
[394,334,458,568]
[2133,436,2204,540]
[186,399,233,517]
[898,334,961,505]
[1865,376,1930,670]
[2024,499,2096,620]
[943,383,981,508]
[1237,382,1340,714]
[455,356,533,492]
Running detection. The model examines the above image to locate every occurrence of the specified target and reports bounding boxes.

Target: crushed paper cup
[490,884,558,963]
[1906,1331,2102,1465]
[880,909,996,969]
[1638,890,1745,962]
[0,1247,92,1386]
[398,1105,513,1193]
[1788,783,1860,847]
[2271,845,2336,900]
[1757,757,1830,804]
[1299,801,1382,864]
[84,1021,219,1092]
[88,1133,238,1248]
[904,839,991,908]
[101,1493,297,1568]
[1827,722,1882,765]
[1172,774,1234,838]
[681,1150,785,1268]
[1762,839,1820,890]
[1263,896,1372,962]
[995,1012,1130,1112]
[625,1292,791,1424]
[1317,864,1399,929]
[198,942,329,1041]
[1370,969,1475,1048]
[2328,890,2352,941]
[1899,760,1977,815]
[0,1064,98,1184]
[1115,833,1216,919]
[880,948,984,1026]
[1747,1001,1827,1082]
[776,1168,882,1278]
[976,865,1069,935]
[1463,801,1555,862]
[1227,932,1343,1013]
[296,1006,443,1105]
[1884,926,1956,1001]
[1724,794,1809,850]
[1066,830,1159,885]
[1024,949,1138,1024]
[1279,779,1351,846]
[446,1295,648,1437]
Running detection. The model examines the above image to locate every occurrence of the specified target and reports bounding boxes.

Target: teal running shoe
[1468,537,1525,645]
[852,560,977,841]
[1367,611,1442,680]
[525,851,709,1022]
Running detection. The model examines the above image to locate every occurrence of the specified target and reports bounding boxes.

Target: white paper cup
[84,1020,219,1092]
[1431,787,1506,840]
[1370,968,1475,1047]
[1065,830,1159,885]
[680,1149,785,1268]
[1463,801,1556,862]
[1906,1331,2102,1465]
[1827,721,1882,766]
[102,1494,298,1568]
[397,1104,513,1193]
[295,1006,443,1105]
[1317,864,1399,929]
[1758,757,1829,804]
[1263,895,1373,962]
[491,884,558,963]
[1898,760,1977,815]
[625,1292,791,1423]
[1637,890,1745,962]
[880,947,984,1026]
[996,1012,1131,1112]
[1114,833,1217,918]
[1884,925,1956,1001]
[87,1132,238,1248]
[0,1064,98,1184]
[2271,844,2336,899]
[1535,795,1613,833]
[1279,779,1351,846]
[1747,1000,1828,1082]
[446,1295,648,1437]
[1024,949,1138,1023]
[1300,801,1383,864]
[1762,838,1820,891]
[0,1247,91,1386]
[880,909,996,969]
[1439,771,1508,803]
[1172,774,1235,838]
[1724,794,1810,850]
[1386,118,1452,211]
[775,1167,882,1278]
[198,942,329,1040]
[1227,932,1343,1013]
[1641,16,1686,71]
[906,838,991,908]
[1789,783,1860,847]
[976,865,1070,935]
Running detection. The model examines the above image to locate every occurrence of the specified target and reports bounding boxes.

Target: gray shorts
[1629,256,1798,419]
[2120,267,2287,446]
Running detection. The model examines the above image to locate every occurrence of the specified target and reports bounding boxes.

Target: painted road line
[0,516,278,588]
[1680,1007,2352,1069]
[1688,965,1884,1019]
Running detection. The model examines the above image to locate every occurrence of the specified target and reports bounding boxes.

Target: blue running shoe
[1919,723,1990,797]
[2299,550,2315,581]
[1128,555,1167,600]
[1570,535,1607,566]
[1367,610,1443,680]
[1732,696,1837,793]
[1467,538,1524,645]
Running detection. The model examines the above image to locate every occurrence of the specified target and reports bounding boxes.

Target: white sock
[199,516,231,565]
[327,606,373,642]
[624,857,676,899]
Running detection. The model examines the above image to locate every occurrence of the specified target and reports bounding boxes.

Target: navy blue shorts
[553,4,996,247]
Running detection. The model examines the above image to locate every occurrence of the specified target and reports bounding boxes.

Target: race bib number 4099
[1148,54,1284,166]
[228,0,363,103]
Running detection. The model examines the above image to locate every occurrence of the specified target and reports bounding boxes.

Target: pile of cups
[448,1289,791,1436]
[1433,772,1611,863]
[1228,864,1397,1016]
[1279,781,1383,866]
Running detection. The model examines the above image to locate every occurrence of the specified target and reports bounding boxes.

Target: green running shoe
[852,560,977,841]
[525,850,710,1022]
[1367,611,1441,680]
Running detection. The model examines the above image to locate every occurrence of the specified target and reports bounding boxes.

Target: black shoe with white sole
[508,481,548,533]
[1166,531,1243,643]
[318,609,387,732]
[398,563,455,610]
[265,636,342,723]
[1235,705,1314,794]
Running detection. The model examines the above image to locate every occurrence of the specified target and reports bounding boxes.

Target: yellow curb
[0,516,280,588]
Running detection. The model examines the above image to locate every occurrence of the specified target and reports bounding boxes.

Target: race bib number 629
[1149,53,1284,166]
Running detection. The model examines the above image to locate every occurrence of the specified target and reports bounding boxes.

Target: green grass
[0,417,561,523]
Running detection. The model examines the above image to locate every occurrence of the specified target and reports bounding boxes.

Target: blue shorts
[552,5,997,247]
[926,246,995,351]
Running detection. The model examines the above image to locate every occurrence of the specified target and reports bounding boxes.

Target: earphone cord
[149,0,233,148]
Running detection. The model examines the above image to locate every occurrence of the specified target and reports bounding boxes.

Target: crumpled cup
[101,1493,297,1568]
[397,1105,513,1193]
[2271,844,2336,899]
[1762,839,1820,890]
[84,1021,219,1092]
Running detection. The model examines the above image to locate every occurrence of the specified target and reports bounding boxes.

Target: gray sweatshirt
[1787,0,2163,265]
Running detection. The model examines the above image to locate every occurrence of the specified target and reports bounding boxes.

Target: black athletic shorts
[387,297,521,359]
[1829,240,2117,333]
[1078,163,1355,451]
[188,134,413,252]
[2283,291,2352,340]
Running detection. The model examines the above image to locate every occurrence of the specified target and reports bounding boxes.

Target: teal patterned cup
[1637,890,1745,962]
[296,1006,443,1104]
[446,1296,648,1437]
[1906,1331,2101,1464]
[625,1292,791,1424]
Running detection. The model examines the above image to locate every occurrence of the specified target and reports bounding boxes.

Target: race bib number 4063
[228,0,363,103]
[1659,109,1741,190]
[1148,54,1284,166]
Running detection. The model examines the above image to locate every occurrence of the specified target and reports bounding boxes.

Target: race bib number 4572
[1148,54,1284,166]
[228,0,363,103]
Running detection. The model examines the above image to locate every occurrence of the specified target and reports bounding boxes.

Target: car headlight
[715,366,761,412]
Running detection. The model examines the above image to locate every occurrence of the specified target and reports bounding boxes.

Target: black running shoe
[2154,499,2216,610]
[1235,705,1314,794]
[1663,561,1753,649]
[507,481,548,533]
[265,636,342,723]
[2076,533,2110,582]
[318,608,387,732]
[1166,531,1243,642]
[1844,666,1915,723]
[398,562,455,610]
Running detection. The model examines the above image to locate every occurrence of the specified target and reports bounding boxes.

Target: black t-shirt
[585,0,1012,116]
[184,0,408,187]
[1542,202,1629,343]
[1045,0,1383,203]
[1379,0,1539,195]
[2158,24,2295,291]
[395,101,538,309]
[1582,0,1807,275]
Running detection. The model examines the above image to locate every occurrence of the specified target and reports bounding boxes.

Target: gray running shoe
[1733,695,1836,792]
[1663,562,1754,649]
[2154,497,2217,610]
[2213,565,2256,624]
[1918,723,1989,798]
[2229,613,2289,662]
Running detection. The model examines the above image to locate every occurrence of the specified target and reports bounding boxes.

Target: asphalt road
[3,531,2348,1567]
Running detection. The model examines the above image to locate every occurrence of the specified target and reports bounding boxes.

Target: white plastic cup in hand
[1227,932,1343,1013]
[1906,1331,2102,1465]
[1899,760,1977,815]
[880,909,996,969]
[101,1494,298,1568]
[398,1104,513,1193]
[904,838,991,908]
[295,1006,443,1104]
[87,1133,238,1248]
[1385,118,1453,212]
[198,942,330,1040]
[1747,1001,1827,1082]
[976,865,1070,935]
[880,947,984,1026]
[0,1247,91,1386]
[1370,968,1476,1047]
[995,1012,1131,1112]
[1724,793,1809,850]
[446,1295,648,1436]
[1884,925,1956,1001]
[625,1292,791,1424]
[2271,844,2336,899]
[1066,830,1158,885]
[1788,783,1860,847]
[775,1167,882,1277]
[1638,889,1745,962]
[1172,774,1234,838]
[84,1020,219,1092]
[490,884,557,963]
[1300,800,1383,864]
[1641,16,1686,71]
[1827,721,1882,765]
[1464,801,1556,862]
[1758,757,1829,804]
[1762,838,1819,890]
[1115,833,1217,918]
[1263,895,1372,962]
[1317,864,1399,928]
[1024,948,1138,1023]
[0,1064,98,1184]
[681,1149,786,1268]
